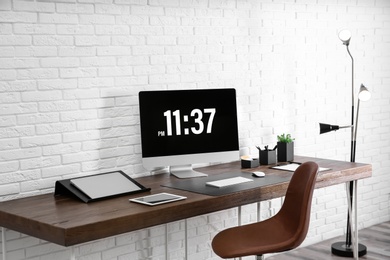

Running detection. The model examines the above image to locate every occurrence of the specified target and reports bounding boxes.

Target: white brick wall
[1,0,389,259]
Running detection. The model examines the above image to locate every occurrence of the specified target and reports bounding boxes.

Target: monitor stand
[170,165,208,179]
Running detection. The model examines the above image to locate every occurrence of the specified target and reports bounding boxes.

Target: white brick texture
[1,0,389,259]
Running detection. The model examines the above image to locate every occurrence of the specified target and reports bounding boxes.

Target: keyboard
[206,177,253,188]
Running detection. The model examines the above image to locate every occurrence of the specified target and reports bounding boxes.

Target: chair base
[331,242,367,257]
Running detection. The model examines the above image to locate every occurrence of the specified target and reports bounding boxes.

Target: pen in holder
[259,149,277,165]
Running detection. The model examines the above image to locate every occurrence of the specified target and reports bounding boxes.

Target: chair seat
[212,217,297,258]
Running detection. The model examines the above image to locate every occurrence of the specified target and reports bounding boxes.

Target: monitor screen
[139,88,239,178]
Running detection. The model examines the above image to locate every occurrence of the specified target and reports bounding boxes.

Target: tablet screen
[129,193,186,206]
[70,171,143,200]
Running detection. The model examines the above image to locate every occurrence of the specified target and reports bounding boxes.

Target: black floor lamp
[319,29,371,258]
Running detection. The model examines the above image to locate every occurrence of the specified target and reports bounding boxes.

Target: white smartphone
[129,193,187,206]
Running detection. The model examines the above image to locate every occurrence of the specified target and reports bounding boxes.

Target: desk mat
[162,171,291,196]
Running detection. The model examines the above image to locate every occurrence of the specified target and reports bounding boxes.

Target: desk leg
[70,246,76,260]
[238,206,242,226]
[185,219,188,260]
[165,224,168,260]
[1,227,6,260]
[238,206,242,260]
[354,180,358,260]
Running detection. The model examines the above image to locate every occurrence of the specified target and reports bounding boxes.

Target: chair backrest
[276,161,319,249]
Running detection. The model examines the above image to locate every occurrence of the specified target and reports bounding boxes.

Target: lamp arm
[339,125,353,129]
[351,99,361,163]
[346,45,355,107]
[346,45,356,163]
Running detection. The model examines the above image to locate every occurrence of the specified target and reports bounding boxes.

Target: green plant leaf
[277,133,294,143]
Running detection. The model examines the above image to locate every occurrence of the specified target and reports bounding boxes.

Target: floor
[266,221,390,260]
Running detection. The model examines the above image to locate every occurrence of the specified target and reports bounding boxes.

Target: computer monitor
[138,88,240,178]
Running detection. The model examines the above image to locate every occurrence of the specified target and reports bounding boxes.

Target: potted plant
[277,133,294,162]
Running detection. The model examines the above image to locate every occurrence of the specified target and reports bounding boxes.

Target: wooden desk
[0,156,371,247]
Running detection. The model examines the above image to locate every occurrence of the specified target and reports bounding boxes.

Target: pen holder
[259,150,276,165]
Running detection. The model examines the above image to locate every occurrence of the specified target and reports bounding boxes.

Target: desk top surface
[0,156,372,247]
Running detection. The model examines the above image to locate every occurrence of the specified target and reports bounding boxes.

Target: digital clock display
[139,89,239,158]
[162,108,216,136]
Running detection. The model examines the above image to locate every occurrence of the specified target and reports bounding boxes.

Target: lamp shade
[358,84,371,101]
[319,123,340,134]
[319,123,353,134]
[338,29,351,45]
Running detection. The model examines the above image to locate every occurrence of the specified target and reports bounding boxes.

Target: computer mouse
[252,171,265,178]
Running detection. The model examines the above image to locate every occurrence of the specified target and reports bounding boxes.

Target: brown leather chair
[212,161,319,259]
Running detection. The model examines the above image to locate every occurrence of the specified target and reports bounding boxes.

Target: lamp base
[331,242,367,257]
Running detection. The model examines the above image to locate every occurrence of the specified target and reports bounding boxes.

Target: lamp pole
[347,41,355,252]
[329,30,367,258]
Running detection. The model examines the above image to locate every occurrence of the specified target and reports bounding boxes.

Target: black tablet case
[54,170,150,203]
